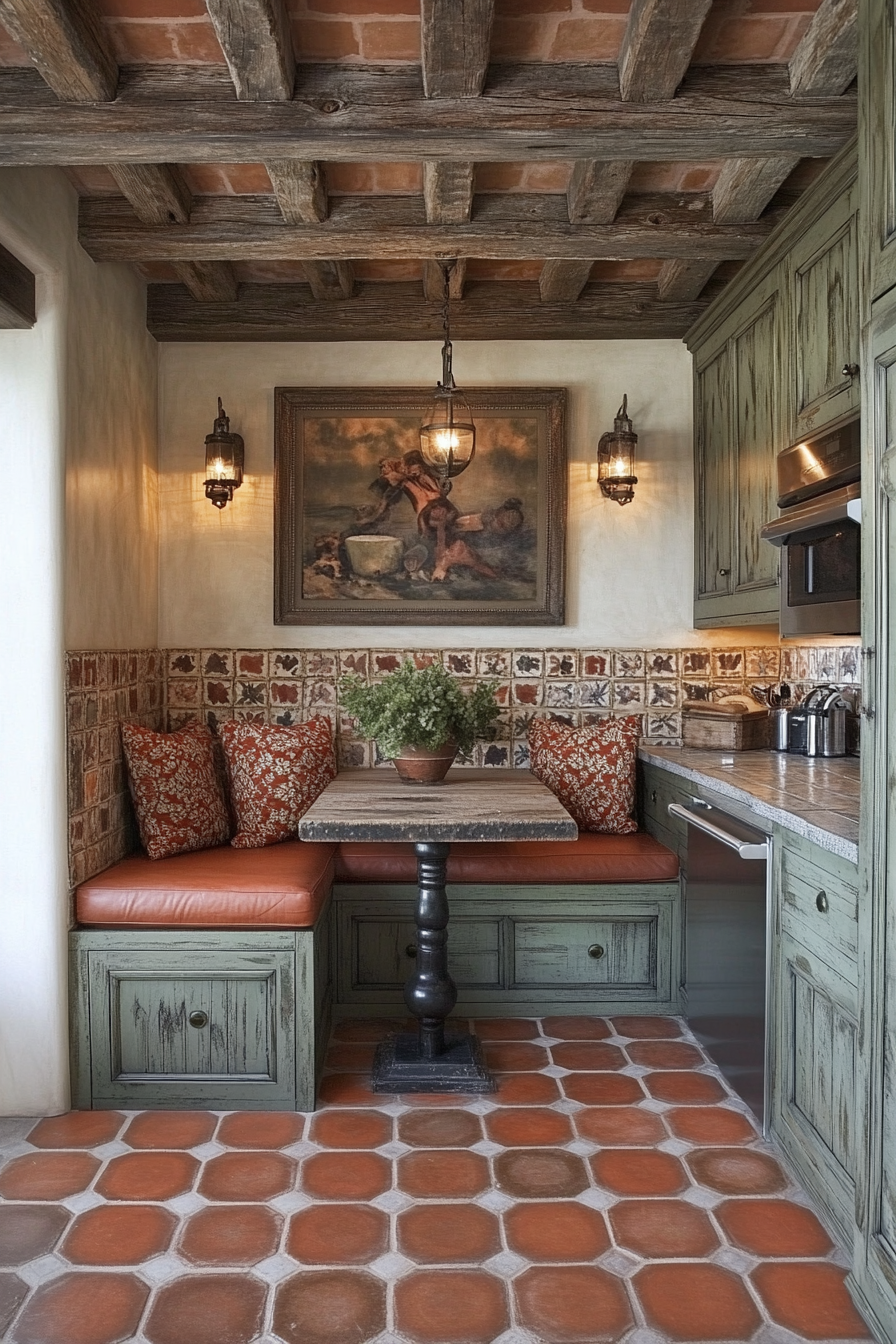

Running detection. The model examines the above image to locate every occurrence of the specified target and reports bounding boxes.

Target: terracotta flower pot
[390,741,458,784]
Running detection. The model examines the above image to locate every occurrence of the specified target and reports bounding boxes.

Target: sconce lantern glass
[419,264,475,479]
[598,394,638,506]
[204,397,244,509]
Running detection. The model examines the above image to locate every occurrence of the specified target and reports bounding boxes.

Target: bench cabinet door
[510,913,662,998]
[343,911,502,999]
[87,947,297,1108]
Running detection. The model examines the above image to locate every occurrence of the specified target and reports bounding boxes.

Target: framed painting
[274,386,567,626]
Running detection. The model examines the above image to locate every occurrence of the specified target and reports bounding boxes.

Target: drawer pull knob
[842,363,860,378]
[588,943,606,960]
[816,890,828,914]
[188,1010,209,1029]
[405,944,417,958]
[718,567,730,576]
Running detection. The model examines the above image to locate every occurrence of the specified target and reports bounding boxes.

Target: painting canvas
[274,387,566,625]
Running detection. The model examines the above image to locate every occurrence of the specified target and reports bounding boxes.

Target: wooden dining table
[299,768,578,1094]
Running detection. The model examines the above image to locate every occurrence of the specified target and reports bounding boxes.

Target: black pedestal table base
[371,840,496,1094]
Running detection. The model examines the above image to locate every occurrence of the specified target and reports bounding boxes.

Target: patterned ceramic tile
[745,647,780,679]
[234,650,268,679]
[269,681,302,707]
[682,650,712,676]
[306,651,339,678]
[646,651,679,678]
[305,681,338,709]
[646,712,683,739]
[167,650,199,678]
[512,651,545,679]
[546,651,579,679]
[477,651,511,678]
[647,681,681,709]
[545,682,578,708]
[203,679,233,707]
[839,646,861,683]
[234,681,267,707]
[201,649,232,678]
[712,651,744,679]
[339,651,369,678]
[371,652,405,677]
[614,651,645,678]
[168,680,201,709]
[614,681,645,707]
[581,652,613,678]
[682,682,716,703]
[444,651,476,677]
[512,681,544,707]
[579,681,611,708]
[270,651,304,679]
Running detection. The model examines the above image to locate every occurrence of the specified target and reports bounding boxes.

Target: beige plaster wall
[159,339,750,649]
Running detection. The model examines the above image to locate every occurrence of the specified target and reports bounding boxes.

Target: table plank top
[299,768,578,843]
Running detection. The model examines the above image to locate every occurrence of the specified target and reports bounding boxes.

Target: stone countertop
[639,746,860,864]
[299,768,579,843]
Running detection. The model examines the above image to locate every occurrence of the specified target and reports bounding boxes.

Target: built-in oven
[760,417,861,637]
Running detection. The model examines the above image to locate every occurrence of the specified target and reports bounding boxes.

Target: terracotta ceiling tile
[695,14,802,63]
[358,18,421,61]
[104,18,226,63]
[581,0,633,12]
[680,164,722,190]
[354,260,423,280]
[474,164,529,192]
[222,163,274,193]
[306,0,419,12]
[495,0,574,13]
[63,166,122,195]
[745,0,821,12]
[550,16,628,60]
[181,164,234,194]
[96,0,209,17]
[466,261,544,281]
[590,259,663,282]
[491,18,557,62]
[327,163,376,193]
[0,20,29,63]
[292,18,361,60]
[373,162,424,192]
[523,162,572,192]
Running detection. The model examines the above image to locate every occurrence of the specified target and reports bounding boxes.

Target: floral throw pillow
[527,715,641,834]
[219,716,337,849]
[121,720,231,861]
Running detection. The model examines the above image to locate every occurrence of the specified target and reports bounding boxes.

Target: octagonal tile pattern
[0,1015,872,1344]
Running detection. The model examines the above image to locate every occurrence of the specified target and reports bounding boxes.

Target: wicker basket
[682,704,772,751]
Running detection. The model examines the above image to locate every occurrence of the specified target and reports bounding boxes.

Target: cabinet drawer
[641,768,690,856]
[350,916,501,991]
[511,916,658,994]
[780,843,858,980]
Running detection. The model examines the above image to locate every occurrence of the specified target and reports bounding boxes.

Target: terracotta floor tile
[635,1262,762,1340]
[0,1151,100,1201]
[302,1150,391,1201]
[398,1091,478,1107]
[317,1073,380,1106]
[484,1041,549,1071]
[325,1041,377,1071]
[216,1111,305,1149]
[491,1073,562,1105]
[562,1073,646,1105]
[626,1040,705,1069]
[398,1150,490,1199]
[95,1151,198,1202]
[485,1106,574,1147]
[332,1017,408,1042]
[611,1015,683,1038]
[198,1150,296,1201]
[273,1268,387,1344]
[61,1204,176,1265]
[144,1272,267,1344]
[181,1204,282,1265]
[574,1105,666,1146]
[473,1017,540,1040]
[0,1203,69,1265]
[643,1070,727,1104]
[751,1262,872,1338]
[717,1197,835,1257]
[27,1111,125,1149]
[591,1148,687,1196]
[665,1105,758,1145]
[514,1264,633,1342]
[311,1109,393,1149]
[504,1200,610,1261]
[398,1108,482,1148]
[687,1146,788,1195]
[541,1015,611,1040]
[399,1203,501,1263]
[0,1271,27,1338]
[610,1198,720,1257]
[495,1148,589,1199]
[13,1271,149,1344]
[287,1203,388,1265]
[122,1109,217,1149]
[550,1041,627,1070]
[395,1269,509,1343]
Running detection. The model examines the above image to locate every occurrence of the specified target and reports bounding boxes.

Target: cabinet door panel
[695,349,732,600]
[511,917,657,991]
[351,915,501,990]
[734,296,780,593]
[793,199,860,436]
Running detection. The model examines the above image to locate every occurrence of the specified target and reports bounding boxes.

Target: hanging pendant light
[204,398,244,509]
[419,263,476,479]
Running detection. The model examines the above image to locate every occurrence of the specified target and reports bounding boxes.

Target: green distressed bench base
[334,881,682,1019]
[69,898,333,1112]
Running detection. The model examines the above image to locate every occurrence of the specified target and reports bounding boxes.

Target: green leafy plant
[340,659,500,758]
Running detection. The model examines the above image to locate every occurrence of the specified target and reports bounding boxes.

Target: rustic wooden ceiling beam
[538,261,594,305]
[171,260,238,303]
[0,240,36,328]
[618,0,714,102]
[77,192,772,264]
[420,0,494,98]
[422,258,467,302]
[0,0,117,101]
[302,260,354,301]
[540,161,636,305]
[789,0,857,97]
[424,162,475,225]
[108,163,192,226]
[265,159,328,223]
[204,0,294,101]
[0,64,856,165]
[147,278,712,342]
[657,153,799,301]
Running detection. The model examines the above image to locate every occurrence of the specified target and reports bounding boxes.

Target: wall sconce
[597,395,638,506]
[204,398,244,509]
[419,263,476,479]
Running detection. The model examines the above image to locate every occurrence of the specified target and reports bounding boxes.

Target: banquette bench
[70,830,680,1111]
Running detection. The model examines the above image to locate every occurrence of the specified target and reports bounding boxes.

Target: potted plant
[340,659,500,784]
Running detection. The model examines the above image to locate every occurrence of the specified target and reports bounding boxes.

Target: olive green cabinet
[860,0,896,302]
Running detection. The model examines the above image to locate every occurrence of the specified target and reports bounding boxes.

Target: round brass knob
[405,944,417,958]
[718,567,730,576]
[188,1010,209,1029]
[841,363,860,378]
[588,944,605,960]
[816,890,828,913]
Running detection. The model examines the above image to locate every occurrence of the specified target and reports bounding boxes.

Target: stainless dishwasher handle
[667,803,769,860]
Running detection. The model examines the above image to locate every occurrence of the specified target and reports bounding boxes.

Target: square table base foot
[371,1032,497,1094]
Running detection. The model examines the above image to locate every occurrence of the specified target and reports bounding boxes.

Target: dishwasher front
[668,800,772,1133]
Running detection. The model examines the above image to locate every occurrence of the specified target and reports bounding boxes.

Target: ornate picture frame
[274,386,567,626]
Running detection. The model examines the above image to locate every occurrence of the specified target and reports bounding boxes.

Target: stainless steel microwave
[760,419,861,638]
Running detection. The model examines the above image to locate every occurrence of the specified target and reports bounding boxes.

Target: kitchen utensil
[772,707,791,751]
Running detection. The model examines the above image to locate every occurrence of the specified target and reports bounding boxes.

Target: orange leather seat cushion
[75,840,337,930]
[334,832,679,885]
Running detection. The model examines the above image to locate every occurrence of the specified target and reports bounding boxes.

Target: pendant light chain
[441,262,454,390]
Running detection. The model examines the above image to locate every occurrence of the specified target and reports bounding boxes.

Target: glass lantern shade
[419,386,476,479]
[597,395,638,506]
[204,398,244,509]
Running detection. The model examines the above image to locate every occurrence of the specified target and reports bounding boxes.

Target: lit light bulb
[610,456,628,478]
[208,457,228,480]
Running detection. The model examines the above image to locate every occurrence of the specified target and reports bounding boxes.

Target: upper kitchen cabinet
[860,0,896,303]
[687,141,859,629]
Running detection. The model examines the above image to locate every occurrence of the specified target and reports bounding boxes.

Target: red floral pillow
[219,716,336,849]
[527,715,641,834]
[121,720,231,861]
